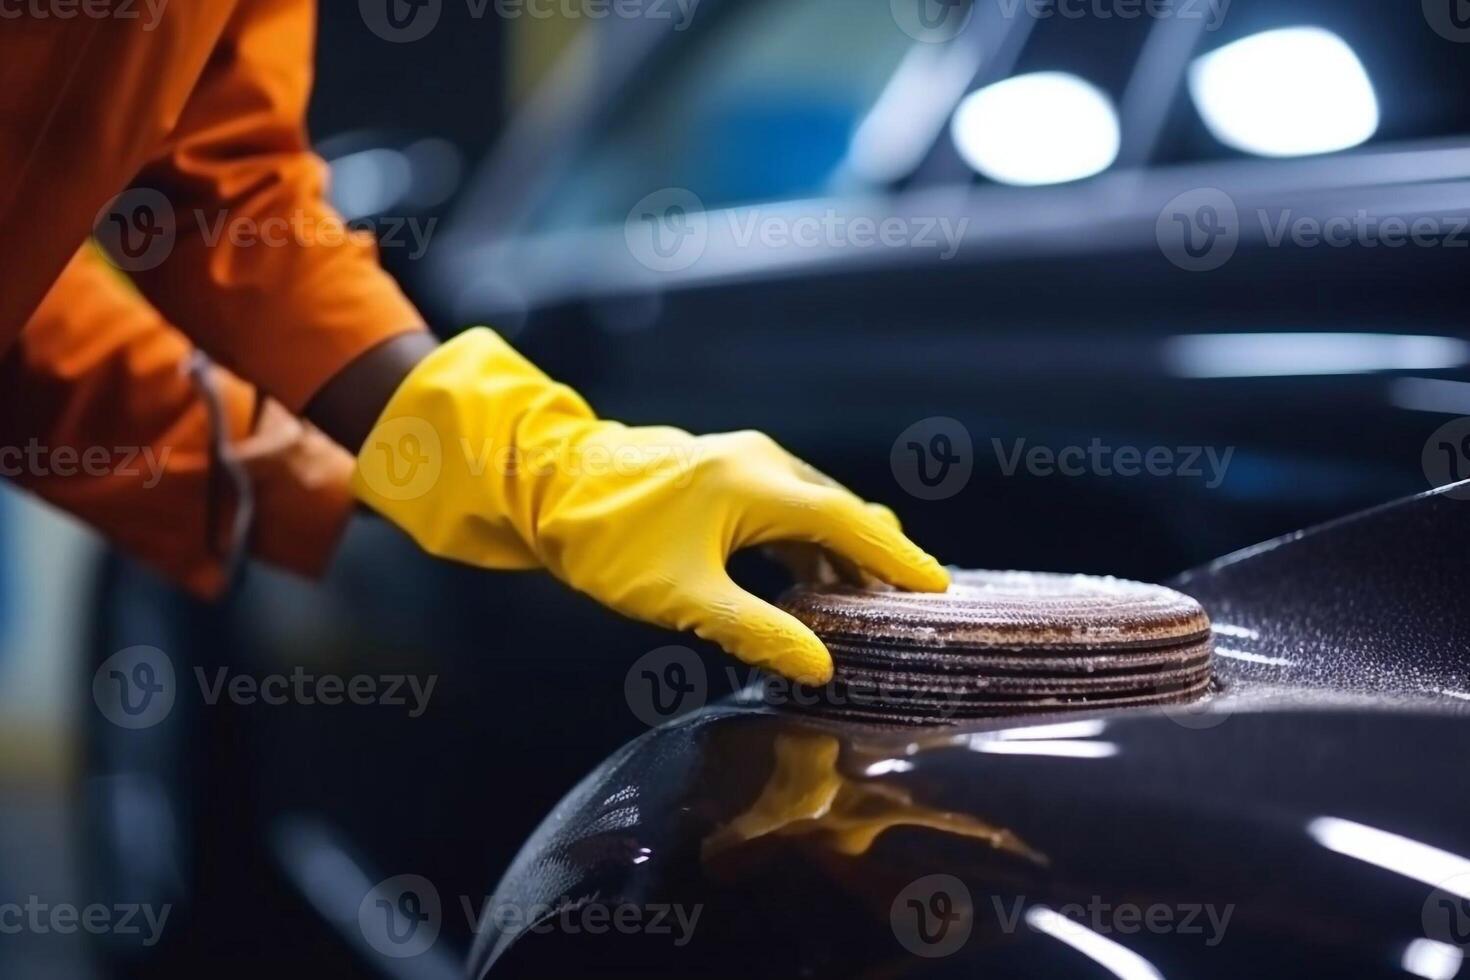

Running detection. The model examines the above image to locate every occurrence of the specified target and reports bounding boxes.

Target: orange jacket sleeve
[0,244,357,598]
[0,1,426,413]
[0,3,427,595]
[121,0,428,413]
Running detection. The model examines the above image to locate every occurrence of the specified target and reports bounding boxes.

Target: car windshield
[524,0,1470,234]
[531,0,924,231]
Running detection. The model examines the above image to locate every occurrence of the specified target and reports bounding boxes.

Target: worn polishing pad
[776,570,1213,724]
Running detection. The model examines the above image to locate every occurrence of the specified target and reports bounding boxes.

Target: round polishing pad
[776,570,1213,724]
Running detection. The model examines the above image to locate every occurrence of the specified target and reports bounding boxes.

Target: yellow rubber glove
[351,328,949,684]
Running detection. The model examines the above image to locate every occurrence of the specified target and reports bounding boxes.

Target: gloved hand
[351,328,948,684]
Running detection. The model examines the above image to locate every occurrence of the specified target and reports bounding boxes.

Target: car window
[531,0,924,231]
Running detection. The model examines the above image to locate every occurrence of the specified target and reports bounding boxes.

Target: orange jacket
[0,1,428,594]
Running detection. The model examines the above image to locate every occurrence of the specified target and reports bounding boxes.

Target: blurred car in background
[71,0,1470,975]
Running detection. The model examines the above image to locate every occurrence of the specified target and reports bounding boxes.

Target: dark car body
[472,483,1470,978]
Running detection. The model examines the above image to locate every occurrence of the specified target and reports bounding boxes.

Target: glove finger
[760,488,950,594]
[785,453,907,535]
[687,576,834,685]
[790,457,847,490]
[780,450,908,536]
[867,502,904,532]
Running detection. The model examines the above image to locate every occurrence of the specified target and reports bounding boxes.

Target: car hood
[471,482,1470,978]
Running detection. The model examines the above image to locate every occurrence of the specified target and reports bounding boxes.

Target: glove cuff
[350,327,594,569]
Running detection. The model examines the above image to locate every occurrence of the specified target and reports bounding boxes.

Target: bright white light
[1188,27,1378,158]
[975,739,1118,759]
[1390,377,1470,416]
[1403,939,1464,980]
[1025,906,1165,980]
[994,719,1108,741]
[1163,333,1470,378]
[1307,817,1470,897]
[1214,647,1294,667]
[863,759,916,777]
[951,72,1121,186]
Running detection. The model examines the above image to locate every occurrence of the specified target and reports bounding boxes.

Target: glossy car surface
[472,483,1470,977]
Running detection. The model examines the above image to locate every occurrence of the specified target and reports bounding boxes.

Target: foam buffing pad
[776,570,1213,724]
